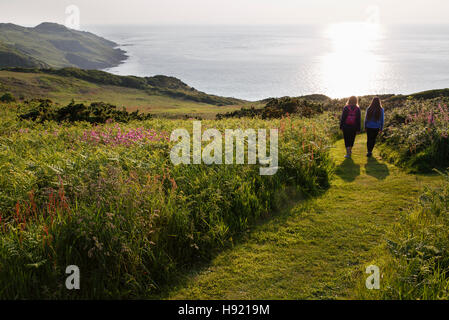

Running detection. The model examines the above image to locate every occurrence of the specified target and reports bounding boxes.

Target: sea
[85,24,449,101]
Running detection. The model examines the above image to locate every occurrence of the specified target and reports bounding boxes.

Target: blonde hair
[347,96,359,106]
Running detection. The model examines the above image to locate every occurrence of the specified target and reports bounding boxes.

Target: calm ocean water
[86,24,449,101]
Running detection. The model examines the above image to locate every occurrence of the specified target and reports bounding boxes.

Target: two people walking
[340,96,384,159]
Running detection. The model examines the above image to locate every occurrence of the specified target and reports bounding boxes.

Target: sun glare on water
[320,22,385,98]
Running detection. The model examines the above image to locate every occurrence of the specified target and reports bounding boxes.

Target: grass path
[165,137,442,300]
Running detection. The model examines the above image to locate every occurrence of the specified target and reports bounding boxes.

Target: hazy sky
[1,0,448,27]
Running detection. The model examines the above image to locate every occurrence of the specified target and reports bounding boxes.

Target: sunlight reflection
[320,22,385,98]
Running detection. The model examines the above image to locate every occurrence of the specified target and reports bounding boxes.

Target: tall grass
[361,171,449,300]
[0,104,336,298]
[379,98,449,172]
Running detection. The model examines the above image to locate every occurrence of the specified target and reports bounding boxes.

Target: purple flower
[81,126,168,146]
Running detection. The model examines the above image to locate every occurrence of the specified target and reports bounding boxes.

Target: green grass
[356,170,449,300]
[1,94,447,299]
[0,106,335,299]
[164,137,443,300]
[0,71,257,118]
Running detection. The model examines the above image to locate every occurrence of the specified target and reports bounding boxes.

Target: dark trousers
[343,128,357,148]
[366,128,380,153]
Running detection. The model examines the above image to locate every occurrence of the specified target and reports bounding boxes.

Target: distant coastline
[103,43,130,73]
[86,24,449,101]
[0,22,128,70]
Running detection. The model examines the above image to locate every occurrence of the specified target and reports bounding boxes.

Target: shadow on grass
[335,158,361,182]
[365,157,390,180]
[151,186,323,299]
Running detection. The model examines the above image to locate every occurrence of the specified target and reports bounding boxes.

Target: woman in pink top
[339,96,361,159]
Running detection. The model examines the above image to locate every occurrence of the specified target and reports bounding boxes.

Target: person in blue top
[364,97,385,157]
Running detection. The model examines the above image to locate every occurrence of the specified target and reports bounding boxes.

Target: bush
[0,92,16,103]
[19,100,152,123]
[379,98,449,172]
[217,97,325,119]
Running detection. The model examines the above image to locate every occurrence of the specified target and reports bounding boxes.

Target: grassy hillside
[1,72,449,299]
[1,96,446,299]
[0,42,49,69]
[0,104,334,298]
[0,68,254,118]
[166,138,442,300]
[0,22,126,69]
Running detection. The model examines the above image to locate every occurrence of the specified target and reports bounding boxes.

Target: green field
[3,15,449,301]
[1,79,449,299]
[0,103,337,298]
[165,137,442,299]
[0,70,256,118]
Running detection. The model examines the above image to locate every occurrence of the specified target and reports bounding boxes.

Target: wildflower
[106,222,116,230]
[170,178,178,191]
[81,126,168,146]
[428,111,435,125]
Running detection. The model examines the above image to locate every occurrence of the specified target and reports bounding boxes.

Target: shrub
[217,97,325,119]
[379,98,449,172]
[0,92,16,103]
[19,100,152,123]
